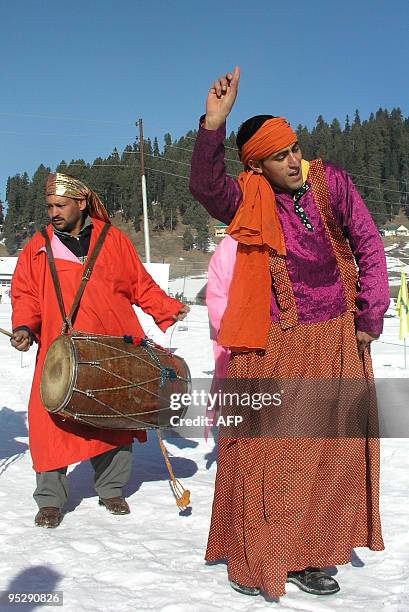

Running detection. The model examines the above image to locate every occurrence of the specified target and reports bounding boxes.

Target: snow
[1,297,409,610]
[0,256,18,276]
[168,275,207,301]
[384,242,409,285]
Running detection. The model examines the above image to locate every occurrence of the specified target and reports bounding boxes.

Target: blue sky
[1,0,408,202]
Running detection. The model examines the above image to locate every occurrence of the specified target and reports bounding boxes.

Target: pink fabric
[206,235,237,340]
[205,235,237,439]
[37,233,82,264]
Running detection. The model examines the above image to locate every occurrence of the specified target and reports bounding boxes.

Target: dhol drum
[40,333,191,429]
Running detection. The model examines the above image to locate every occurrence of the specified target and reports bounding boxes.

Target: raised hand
[205,66,240,130]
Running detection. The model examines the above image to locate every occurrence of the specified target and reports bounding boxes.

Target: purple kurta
[189,122,389,336]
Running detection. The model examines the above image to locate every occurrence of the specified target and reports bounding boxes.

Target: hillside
[110,214,215,278]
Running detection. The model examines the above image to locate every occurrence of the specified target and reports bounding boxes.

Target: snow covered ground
[1,299,409,611]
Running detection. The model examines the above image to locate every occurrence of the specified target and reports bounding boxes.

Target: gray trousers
[33,444,132,509]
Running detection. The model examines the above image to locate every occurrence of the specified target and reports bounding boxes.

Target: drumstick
[0,327,13,338]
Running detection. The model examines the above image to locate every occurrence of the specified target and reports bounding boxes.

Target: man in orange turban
[10,173,189,528]
[190,67,389,599]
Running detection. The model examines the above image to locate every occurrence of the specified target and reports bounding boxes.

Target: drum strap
[41,223,110,333]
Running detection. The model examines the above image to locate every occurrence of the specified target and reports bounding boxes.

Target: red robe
[12,219,183,472]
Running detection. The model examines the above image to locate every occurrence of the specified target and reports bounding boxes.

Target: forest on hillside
[1,107,409,254]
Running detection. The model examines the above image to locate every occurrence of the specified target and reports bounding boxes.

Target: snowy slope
[1,300,409,611]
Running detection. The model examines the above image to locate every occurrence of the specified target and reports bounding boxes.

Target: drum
[40,334,191,430]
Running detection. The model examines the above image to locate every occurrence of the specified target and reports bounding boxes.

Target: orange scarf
[217,118,297,351]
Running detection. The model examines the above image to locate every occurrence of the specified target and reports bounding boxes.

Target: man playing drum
[10,173,188,528]
[189,67,389,598]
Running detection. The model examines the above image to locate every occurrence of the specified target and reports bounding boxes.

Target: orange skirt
[205,312,384,597]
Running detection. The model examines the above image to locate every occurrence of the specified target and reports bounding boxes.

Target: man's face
[249,141,303,193]
[46,195,86,234]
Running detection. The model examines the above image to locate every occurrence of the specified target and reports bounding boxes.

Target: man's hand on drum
[205,65,240,131]
[10,329,31,352]
[172,305,190,322]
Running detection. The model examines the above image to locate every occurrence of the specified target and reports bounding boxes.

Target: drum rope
[80,367,167,396]
[78,337,186,392]
[76,363,189,397]
[83,338,161,367]
[69,392,171,422]
[72,334,180,385]
[139,339,178,388]
[74,390,176,416]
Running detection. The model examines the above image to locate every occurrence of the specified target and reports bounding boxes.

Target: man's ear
[78,199,87,211]
[248,159,263,174]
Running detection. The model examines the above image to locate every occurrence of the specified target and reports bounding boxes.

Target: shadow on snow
[65,429,197,513]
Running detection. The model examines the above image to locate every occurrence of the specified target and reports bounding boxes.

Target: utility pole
[138,118,151,263]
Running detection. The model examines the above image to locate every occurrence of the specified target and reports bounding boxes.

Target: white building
[0,257,18,303]
[214,223,228,238]
[380,224,398,237]
[396,224,409,237]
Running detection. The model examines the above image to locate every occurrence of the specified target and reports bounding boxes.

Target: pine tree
[311,115,332,159]
[296,124,313,160]
[162,183,177,231]
[3,173,30,252]
[182,227,194,251]
[31,164,51,230]
[348,119,365,179]
[196,223,210,252]
[330,118,344,166]
[383,177,401,219]
[0,199,4,225]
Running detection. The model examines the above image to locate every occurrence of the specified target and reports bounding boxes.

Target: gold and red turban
[45,173,110,224]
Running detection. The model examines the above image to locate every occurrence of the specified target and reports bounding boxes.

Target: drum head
[40,335,76,412]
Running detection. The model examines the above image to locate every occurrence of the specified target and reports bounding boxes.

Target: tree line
[2,107,409,254]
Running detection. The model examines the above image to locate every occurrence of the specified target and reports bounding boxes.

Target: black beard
[52,214,84,234]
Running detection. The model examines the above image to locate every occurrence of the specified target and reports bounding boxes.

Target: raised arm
[189,67,243,224]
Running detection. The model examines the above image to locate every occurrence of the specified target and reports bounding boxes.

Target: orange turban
[45,173,110,224]
[240,117,297,167]
[218,117,298,351]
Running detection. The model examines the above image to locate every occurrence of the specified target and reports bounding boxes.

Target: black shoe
[229,580,260,596]
[286,567,340,595]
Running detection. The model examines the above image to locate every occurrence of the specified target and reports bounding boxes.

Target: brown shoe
[35,507,62,528]
[98,497,130,515]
